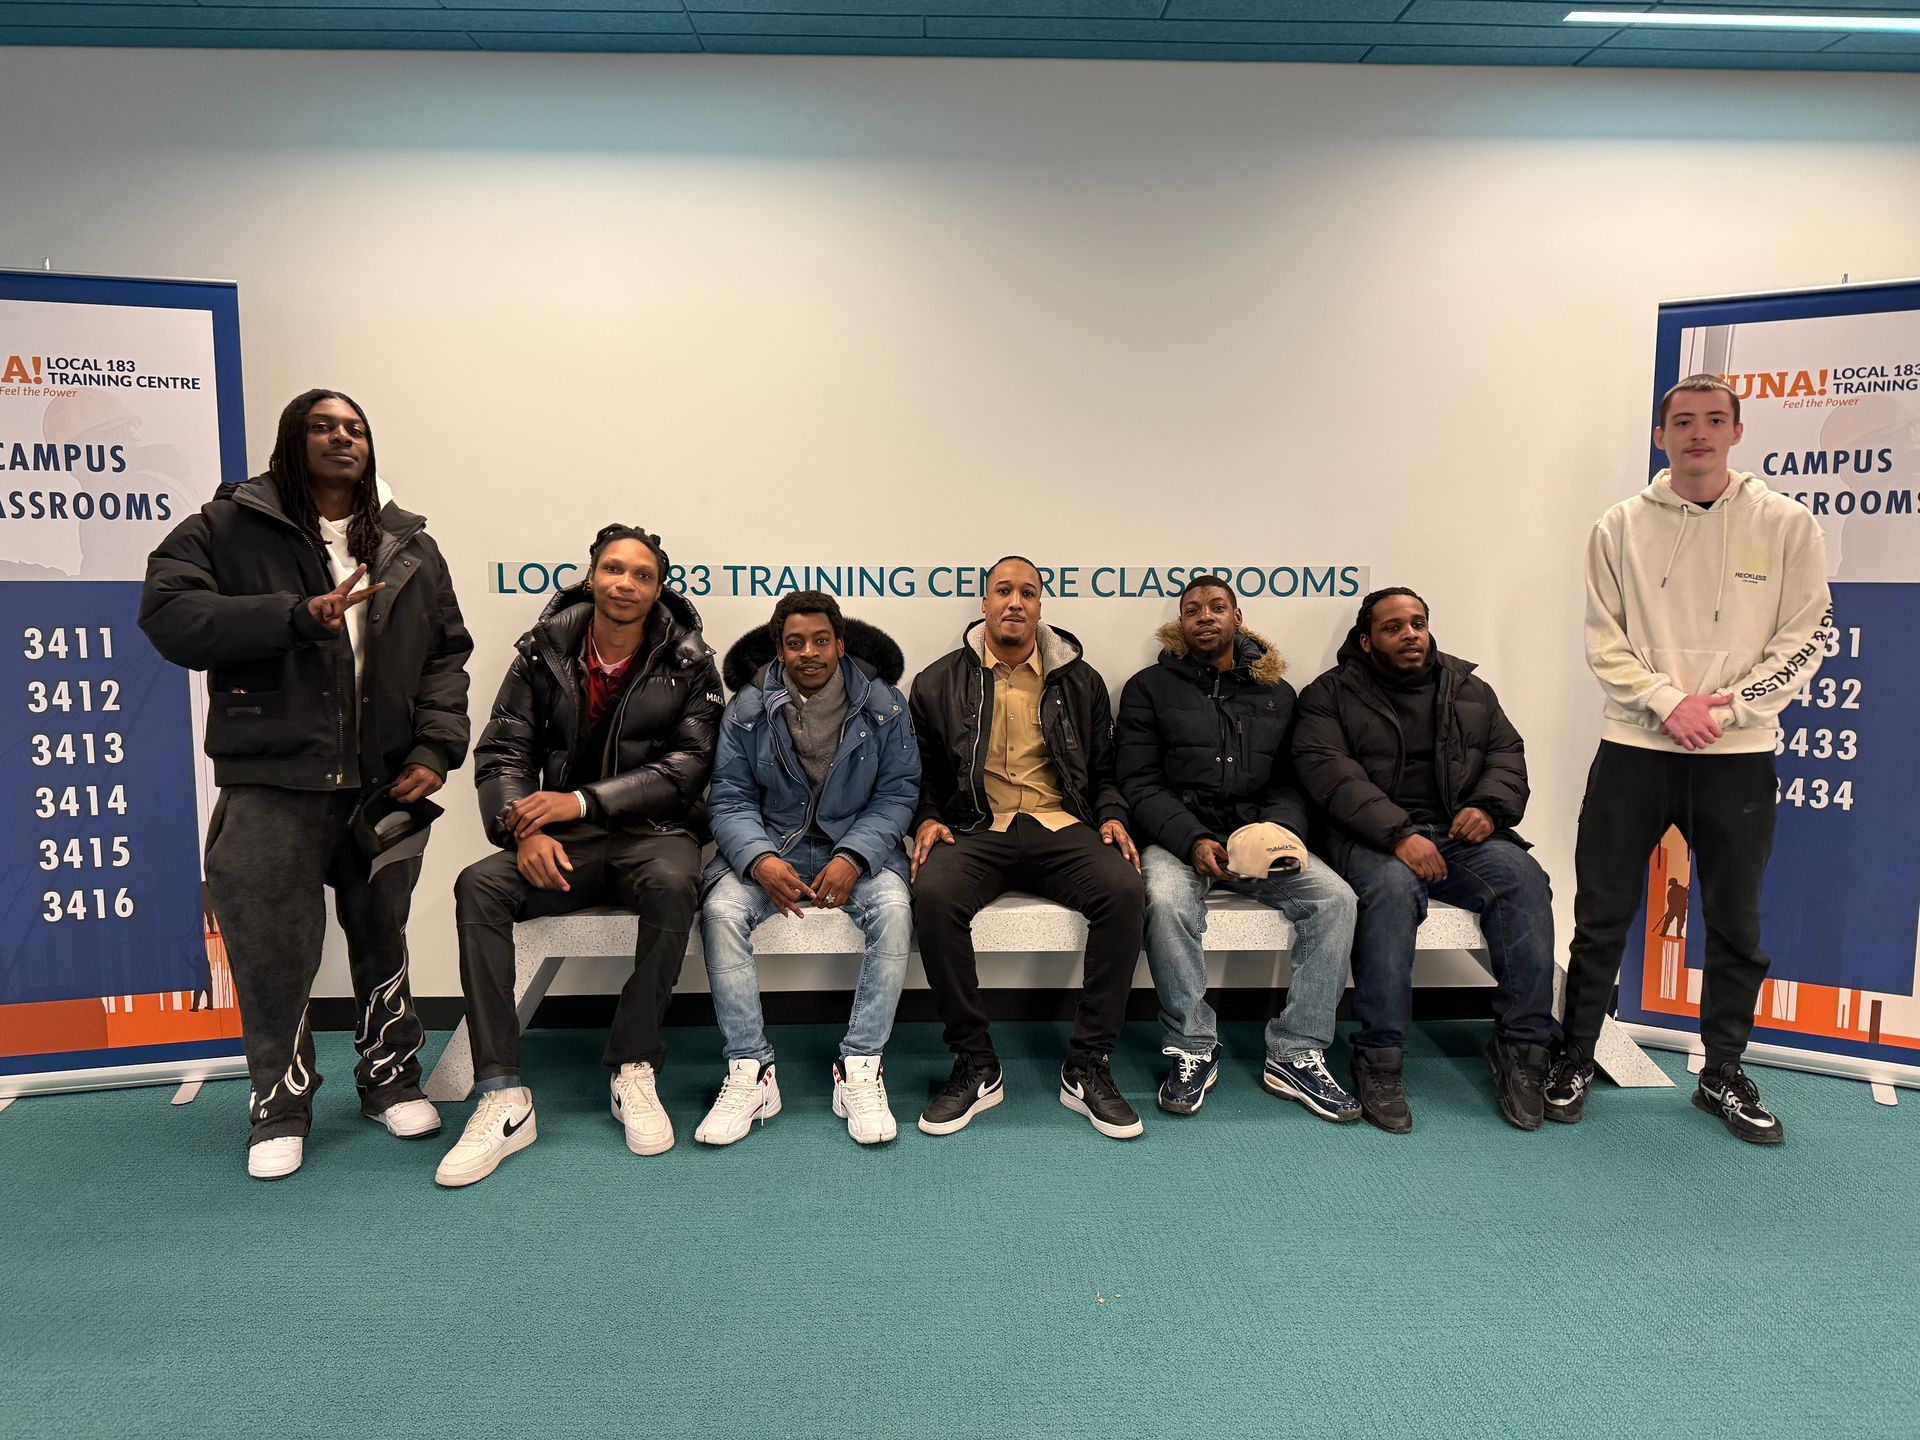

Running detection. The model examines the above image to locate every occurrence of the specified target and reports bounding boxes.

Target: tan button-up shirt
[981,647,1078,832]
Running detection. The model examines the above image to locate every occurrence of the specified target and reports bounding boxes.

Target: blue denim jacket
[707,656,920,882]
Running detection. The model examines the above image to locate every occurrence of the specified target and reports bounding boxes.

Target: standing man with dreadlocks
[141,390,473,1180]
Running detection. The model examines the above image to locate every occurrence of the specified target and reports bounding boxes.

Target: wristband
[573,790,589,820]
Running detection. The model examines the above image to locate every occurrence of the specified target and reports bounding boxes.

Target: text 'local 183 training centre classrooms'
[2,9,1919,1439]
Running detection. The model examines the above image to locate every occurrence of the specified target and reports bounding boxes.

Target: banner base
[1623,1023,1920,1092]
[0,1056,247,1099]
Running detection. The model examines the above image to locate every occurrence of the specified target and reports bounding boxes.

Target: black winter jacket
[908,621,1128,835]
[1292,628,1530,870]
[474,584,723,849]
[1115,623,1311,862]
[138,475,472,790]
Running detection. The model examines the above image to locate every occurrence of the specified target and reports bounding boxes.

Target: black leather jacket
[907,620,1128,835]
[473,584,722,848]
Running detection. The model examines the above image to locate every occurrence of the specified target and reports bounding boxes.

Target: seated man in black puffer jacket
[1116,575,1360,1125]
[1293,586,1554,1136]
[435,524,722,1188]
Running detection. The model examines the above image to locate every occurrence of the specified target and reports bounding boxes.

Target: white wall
[6,48,1919,1000]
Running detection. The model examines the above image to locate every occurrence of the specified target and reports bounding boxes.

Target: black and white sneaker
[918,1054,1004,1136]
[1059,1055,1143,1140]
[1543,1045,1595,1125]
[1693,1062,1785,1145]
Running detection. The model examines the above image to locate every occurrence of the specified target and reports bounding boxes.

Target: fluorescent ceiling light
[1565,9,1920,31]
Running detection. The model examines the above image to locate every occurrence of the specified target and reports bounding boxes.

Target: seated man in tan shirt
[907,556,1146,1140]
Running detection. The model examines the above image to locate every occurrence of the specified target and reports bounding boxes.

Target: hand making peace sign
[306,563,384,632]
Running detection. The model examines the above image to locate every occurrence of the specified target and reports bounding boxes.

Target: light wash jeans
[700,837,913,1064]
[1140,843,1357,1062]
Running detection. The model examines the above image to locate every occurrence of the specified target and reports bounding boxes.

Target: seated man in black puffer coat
[1292,586,1554,1136]
[435,524,722,1188]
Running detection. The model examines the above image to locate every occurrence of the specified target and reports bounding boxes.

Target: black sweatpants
[911,815,1145,1063]
[1563,741,1777,1071]
[204,785,430,1144]
[453,824,700,1082]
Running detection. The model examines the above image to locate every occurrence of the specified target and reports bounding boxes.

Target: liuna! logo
[2,354,46,384]
[1722,369,1828,400]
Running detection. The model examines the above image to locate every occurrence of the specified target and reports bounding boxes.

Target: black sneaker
[1060,1055,1143,1140]
[1350,1046,1413,1135]
[1693,1062,1785,1145]
[1485,1037,1548,1131]
[917,1054,1004,1136]
[1543,1044,1596,1125]
[1157,1045,1221,1116]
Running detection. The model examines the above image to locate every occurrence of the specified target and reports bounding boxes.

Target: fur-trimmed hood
[1154,621,1286,687]
[722,616,905,695]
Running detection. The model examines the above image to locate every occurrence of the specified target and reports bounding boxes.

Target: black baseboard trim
[310,987,1498,1033]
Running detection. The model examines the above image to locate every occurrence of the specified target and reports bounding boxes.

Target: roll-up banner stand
[1624,277,1920,1089]
[1,269,248,1095]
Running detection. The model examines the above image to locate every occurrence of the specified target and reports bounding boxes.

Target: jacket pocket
[204,688,305,758]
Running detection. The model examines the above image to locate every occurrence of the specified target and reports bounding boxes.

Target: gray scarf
[785,665,848,792]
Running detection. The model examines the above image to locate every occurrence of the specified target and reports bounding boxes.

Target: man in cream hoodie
[1546,374,1830,1144]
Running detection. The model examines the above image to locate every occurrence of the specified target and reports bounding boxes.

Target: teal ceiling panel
[2,0,1916,70]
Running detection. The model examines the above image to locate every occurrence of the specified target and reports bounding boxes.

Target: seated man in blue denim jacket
[697,591,920,1147]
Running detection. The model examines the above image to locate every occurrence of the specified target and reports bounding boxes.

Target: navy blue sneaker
[1263,1049,1362,1123]
[1156,1045,1221,1116]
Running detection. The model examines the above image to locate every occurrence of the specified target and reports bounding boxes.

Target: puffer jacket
[139,474,471,789]
[1292,627,1529,869]
[707,654,920,883]
[473,583,722,848]
[1115,622,1310,861]
[908,620,1127,834]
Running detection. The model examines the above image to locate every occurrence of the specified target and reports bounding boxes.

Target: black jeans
[1564,742,1777,1070]
[204,786,429,1144]
[911,815,1145,1063]
[453,824,700,1082]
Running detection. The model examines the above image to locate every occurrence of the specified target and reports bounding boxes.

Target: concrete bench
[423,893,1664,1100]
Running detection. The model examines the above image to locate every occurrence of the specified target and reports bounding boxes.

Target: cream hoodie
[1585,470,1831,755]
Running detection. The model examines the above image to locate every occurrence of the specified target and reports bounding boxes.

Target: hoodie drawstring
[1657,491,1730,623]
[1659,506,1688,594]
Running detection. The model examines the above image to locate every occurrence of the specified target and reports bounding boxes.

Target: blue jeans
[1140,844,1357,1062]
[1339,828,1555,1054]
[700,838,913,1064]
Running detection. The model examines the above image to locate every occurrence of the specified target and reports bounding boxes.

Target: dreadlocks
[267,389,385,564]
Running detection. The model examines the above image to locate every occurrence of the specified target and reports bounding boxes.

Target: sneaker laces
[464,1090,519,1141]
[618,1063,662,1111]
[1719,1065,1761,1105]
[940,1056,986,1099]
[709,1071,764,1119]
[841,1072,889,1119]
[1083,1056,1122,1100]
[1291,1049,1334,1083]
[1162,1046,1210,1084]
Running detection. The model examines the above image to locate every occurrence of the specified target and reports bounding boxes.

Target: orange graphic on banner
[1637,827,1920,1052]
[0,913,241,1060]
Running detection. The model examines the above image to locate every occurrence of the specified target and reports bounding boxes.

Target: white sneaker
[694,1058,782,1146]
[434,1087,536,1188]
[833,1055,897,1145]
[370,1097,442,1139]
[247,1135,304,1181]
[611,1062,675,1155]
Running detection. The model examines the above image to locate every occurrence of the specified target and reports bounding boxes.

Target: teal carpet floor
[3,1019,1916,1438]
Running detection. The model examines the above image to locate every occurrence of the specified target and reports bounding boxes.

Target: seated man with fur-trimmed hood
[696,590,920,1148]
[1116,574,1361,1125]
